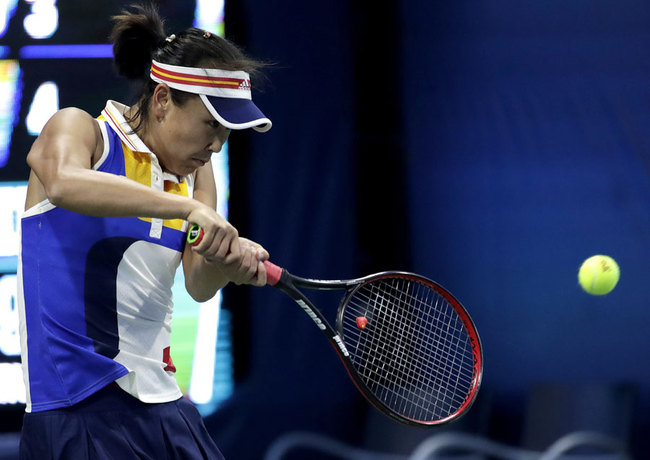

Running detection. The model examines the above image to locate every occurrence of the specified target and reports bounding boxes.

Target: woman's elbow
[42,179,68,207]
[185,280,220,303]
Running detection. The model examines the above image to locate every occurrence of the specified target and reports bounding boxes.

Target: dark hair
[110,3,264,134]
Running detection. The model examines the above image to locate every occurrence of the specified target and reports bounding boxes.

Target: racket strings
[346,284,470,420]
[393,283,473,418]
[374,286,473,388]
[383,285,471,416]
[340,277,476,423]
[349,283,473,394]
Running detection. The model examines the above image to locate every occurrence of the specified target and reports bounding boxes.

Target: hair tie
[165,34,176,43]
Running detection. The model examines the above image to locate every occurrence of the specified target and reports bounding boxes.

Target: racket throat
[275,278,350,357]
[295,299,326,330]
[274,278,329,332]
[332,334,350,357]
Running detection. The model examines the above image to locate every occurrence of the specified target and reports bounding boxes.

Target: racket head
[336,272,482,426]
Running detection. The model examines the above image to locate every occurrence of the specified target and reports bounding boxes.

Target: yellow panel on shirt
[121,143,189,232]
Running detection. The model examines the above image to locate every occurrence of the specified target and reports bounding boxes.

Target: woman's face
[149,89,230,177]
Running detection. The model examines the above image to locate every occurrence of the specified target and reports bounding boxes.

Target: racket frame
[269,265,483,427]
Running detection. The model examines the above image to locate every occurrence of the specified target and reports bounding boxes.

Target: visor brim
[200,94,272,132]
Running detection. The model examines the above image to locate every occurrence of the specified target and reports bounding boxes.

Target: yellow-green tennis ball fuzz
[578,255,620,295]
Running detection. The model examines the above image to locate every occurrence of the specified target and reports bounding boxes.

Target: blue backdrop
[207,1,650,458]
[402,0,650,392]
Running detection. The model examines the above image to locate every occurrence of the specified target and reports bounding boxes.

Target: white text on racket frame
[295,300,350,356]
[296,299,327,330]
[333,334,350,357]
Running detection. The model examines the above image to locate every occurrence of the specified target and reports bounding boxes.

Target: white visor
[150,60,271,132]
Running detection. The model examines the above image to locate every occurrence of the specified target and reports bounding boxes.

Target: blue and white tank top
[17,101,194,412]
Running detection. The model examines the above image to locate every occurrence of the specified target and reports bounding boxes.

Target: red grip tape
[264,260,282,286]
[193,228,204,246]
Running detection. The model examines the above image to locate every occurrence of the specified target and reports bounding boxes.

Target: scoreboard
[0,0,216,181]
[0,0,231,416]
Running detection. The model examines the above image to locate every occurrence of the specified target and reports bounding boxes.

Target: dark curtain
[206,1,650,458]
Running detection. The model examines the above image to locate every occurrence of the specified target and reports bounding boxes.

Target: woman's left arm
[182,161,268,302]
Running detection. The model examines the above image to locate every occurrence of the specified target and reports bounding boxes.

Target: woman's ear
[152,83,171,122]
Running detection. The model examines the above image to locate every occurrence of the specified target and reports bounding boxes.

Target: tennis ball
[578,255,620,295]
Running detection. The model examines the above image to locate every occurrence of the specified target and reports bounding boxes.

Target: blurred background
[1,1,649,459]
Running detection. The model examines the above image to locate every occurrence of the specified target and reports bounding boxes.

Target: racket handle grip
[263,260,283,286]
[187,223,203,246]
[188,224,282,286]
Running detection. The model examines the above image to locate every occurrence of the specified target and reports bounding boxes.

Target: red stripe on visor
[150,60,271,132]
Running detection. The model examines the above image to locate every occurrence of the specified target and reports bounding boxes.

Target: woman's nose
[209,127,231,152]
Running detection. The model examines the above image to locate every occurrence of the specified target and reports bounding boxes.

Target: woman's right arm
[26,107,240,263]
[28,107,195,219]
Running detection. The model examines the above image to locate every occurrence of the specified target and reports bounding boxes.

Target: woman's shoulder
[40,107,102,144]
[47,107,97,128]
[36,107,104,162]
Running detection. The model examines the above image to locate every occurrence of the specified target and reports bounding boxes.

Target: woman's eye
[208,120,221,129]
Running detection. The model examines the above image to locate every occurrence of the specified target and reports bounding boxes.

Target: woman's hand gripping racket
[187,224,483,427]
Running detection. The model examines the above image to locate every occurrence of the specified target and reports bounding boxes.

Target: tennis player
[17,3,270,458]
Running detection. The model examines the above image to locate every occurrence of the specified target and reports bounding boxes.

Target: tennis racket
[187,224,483,427]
